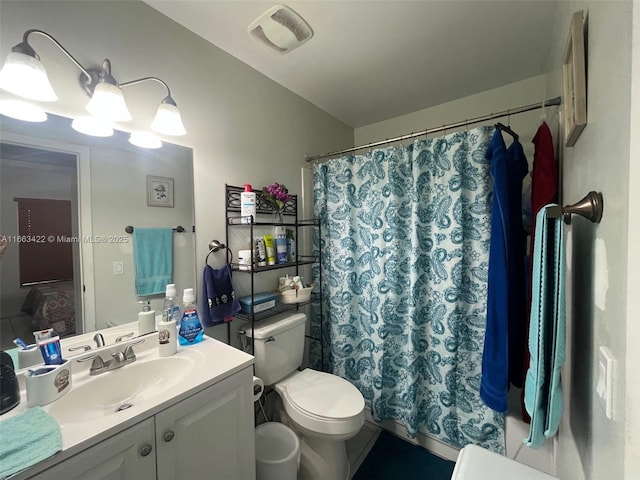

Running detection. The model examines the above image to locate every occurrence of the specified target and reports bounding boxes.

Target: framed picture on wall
[562,10,587,147]
[147,175,174,207]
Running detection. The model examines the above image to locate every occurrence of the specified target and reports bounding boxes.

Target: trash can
[255,422,300,480]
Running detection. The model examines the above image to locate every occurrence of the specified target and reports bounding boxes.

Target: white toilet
[244,311,365,480]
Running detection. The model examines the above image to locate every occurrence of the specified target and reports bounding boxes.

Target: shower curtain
[311,126,505,453]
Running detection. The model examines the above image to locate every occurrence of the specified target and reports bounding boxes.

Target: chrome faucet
[93,333,106,348]
[78,339,144,376]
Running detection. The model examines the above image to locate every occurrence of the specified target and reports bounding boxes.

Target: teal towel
[524,205,566,448]
[133,228,173,296]
[0,407,62,478]
[544,209,566,439]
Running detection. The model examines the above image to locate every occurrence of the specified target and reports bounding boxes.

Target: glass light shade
[71,116,114,137]
[150,102,186,136]
[129,131,162,149]
[86,82,132,122]
[0,52,57,102]
[0,99,47,122]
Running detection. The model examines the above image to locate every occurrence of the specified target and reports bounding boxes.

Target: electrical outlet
[113,261,124,275]
[597,346,615,420]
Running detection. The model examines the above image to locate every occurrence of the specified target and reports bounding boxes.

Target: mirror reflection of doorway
[0,143,80,350]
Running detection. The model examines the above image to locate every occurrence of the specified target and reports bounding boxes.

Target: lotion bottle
[138,300,155,335]
[240,184,256,223]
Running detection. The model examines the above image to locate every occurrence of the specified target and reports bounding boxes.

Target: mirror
[0,112,196,353]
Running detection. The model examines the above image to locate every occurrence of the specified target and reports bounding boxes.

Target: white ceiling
[145,1,559,128]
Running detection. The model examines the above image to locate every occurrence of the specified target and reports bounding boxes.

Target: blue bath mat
[353,430,456,480]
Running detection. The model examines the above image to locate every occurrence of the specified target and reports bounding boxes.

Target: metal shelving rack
[224,184,323,364]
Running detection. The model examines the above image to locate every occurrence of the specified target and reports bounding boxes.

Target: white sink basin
[48,356,193,424]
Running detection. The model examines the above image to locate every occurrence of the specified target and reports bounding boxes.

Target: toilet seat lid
[278,369,364,420]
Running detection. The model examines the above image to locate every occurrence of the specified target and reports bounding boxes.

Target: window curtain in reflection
[310,126,505,453]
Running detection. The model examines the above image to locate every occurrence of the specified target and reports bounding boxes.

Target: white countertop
[3,334,254,479]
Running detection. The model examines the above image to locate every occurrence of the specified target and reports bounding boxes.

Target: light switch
[113,261,124,275]
[597,346,615,420]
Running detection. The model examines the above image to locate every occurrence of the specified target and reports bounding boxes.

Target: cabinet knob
[140,444,153,457]
[164,431,175,442]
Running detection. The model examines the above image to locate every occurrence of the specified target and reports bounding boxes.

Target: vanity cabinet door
[33,418,156,480]
[155,367,255,480]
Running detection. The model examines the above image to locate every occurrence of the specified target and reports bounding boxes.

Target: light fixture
[129,131,162,149]
[71,116,114,137]
[0,29,187,137]
[85,60,132,122]
[150,96,186,136]
[0,99,47,122]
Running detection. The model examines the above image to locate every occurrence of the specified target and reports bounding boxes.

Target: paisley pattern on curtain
[310,126,505,453]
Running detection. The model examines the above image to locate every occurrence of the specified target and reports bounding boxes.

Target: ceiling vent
[248,4,313,54]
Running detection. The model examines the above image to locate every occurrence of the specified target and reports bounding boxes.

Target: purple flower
[262,183,291,211]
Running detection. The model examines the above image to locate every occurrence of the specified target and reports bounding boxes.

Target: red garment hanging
[520,121,558,422]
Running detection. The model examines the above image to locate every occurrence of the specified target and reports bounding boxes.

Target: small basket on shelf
[278,286,313,304]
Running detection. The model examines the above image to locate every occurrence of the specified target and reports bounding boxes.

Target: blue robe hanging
[481,129,510,413]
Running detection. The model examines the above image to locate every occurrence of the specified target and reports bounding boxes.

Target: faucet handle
[68,344,92,352]
[123,339,145,360]
[115,332,135,343]
[77,353,106,372]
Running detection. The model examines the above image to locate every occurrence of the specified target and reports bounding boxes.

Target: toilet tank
[243,312,306,385]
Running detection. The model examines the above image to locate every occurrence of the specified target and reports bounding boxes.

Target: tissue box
[26,360,72,407]
[239,292,278,313]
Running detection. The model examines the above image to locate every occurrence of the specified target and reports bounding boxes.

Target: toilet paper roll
[253,376,264,402]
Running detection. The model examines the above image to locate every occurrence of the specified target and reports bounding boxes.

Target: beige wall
[355,74,552,161]
[545,3,633,480]
[0,1,353,339]
[625,4,639,479]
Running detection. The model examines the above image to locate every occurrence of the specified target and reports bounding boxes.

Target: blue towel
[201,264,241,327]
[0,407,62,478]
[524,205,566,448]
[133,228,173,296]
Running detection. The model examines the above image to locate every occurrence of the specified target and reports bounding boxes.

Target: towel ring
[205,239,233,265]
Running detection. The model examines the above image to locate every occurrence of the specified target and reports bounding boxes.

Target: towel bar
[547,191,603,224]
[124,225,185,234]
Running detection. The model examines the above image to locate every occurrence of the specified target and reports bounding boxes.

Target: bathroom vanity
[4,331,255,480]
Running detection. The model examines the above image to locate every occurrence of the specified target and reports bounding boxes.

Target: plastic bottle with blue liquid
[178,288,204,345]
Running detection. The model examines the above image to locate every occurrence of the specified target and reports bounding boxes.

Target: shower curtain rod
[305,96,562,163]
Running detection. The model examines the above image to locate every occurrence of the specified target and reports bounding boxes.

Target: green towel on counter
[0,407,62,478]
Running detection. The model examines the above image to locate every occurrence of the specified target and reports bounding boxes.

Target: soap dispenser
[138,300,155,335]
